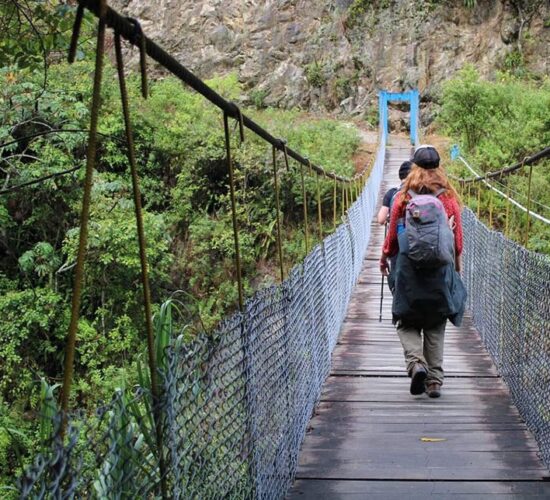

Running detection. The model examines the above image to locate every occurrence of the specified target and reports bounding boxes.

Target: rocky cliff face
[111,0,549,124]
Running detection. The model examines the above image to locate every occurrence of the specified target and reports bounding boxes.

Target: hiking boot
[427,382,441,398]
[410,363,427,395]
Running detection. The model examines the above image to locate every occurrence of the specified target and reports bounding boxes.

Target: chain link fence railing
[18,141,386,499]
[462,208,550,469]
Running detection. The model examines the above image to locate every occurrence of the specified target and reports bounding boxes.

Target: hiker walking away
[379,145,466,398]
[377,160,412,293]
[377,161,412,225]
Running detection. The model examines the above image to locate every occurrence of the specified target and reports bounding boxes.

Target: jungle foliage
[0,52,359,489]
[439,65,550,253]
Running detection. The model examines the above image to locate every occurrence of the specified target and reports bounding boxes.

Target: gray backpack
[401,189,455,268]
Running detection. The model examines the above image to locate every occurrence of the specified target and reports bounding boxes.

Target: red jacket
[383,191,463,257]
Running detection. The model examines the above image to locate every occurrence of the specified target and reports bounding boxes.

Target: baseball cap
[398,161,412,180]
[411,145,440,169]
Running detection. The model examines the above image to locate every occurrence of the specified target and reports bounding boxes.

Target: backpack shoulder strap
[407,189,418,198]
[434,188,447,198]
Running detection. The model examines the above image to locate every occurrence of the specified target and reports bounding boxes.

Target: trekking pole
[379,221,388,322]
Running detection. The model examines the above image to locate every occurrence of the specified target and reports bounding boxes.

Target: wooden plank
[320,376,515,402]
[289,480,550,499]
[301,432,540,453]
[332,341,491,356]
[331,357,499,376]
[310,401,524,424]
[330,369,501,378]
[306,421,531,434]
[295,452,549,480]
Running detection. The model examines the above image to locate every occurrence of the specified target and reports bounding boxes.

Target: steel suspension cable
[452,146,550,183]
[223,113,245,311]
[341,181,345,219]
[272,146,285,282]
[59,0,107,434]
[490,176,550,213]
[457,155,550,225]
[525,164,534,247]
[300,162,309,255]
[332,176,337,230]
[113,32,168,497]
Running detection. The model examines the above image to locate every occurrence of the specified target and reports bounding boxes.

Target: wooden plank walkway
[288,140,550,499]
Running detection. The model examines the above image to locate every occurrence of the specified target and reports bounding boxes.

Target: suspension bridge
[17,1,550,498]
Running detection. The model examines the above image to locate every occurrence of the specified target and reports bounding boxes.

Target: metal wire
[453,147,550,183]
[462,208,550,469]
[114,31,168,497]
[271,146,285,282]
[224,112,245,311]
[458,155,550,225]
[59,0,106,431]
[299,162,309,255]
[491,177,550,213]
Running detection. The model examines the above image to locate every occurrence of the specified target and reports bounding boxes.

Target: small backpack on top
[389,189,405,234]
[399,189,455,268]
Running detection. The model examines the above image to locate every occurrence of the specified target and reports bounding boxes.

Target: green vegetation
[249,87,269,109]
[439,65,550,253]
[0,1,85,71]
[305,61,326,88]
[345,0,388,30]
[0,48,359,490]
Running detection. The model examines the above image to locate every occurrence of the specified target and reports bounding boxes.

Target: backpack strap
[407,189,418,198]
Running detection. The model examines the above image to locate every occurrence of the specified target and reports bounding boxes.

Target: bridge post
[378,91,388,144]
[410,89,420,146]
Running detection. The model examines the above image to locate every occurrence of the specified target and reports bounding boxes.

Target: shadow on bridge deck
[288,139,550,499]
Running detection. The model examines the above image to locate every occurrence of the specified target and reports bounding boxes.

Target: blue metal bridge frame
[379,90,420,146]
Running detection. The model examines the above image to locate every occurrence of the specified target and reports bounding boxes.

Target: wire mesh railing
[18,136,386,498]
[462,207,550,468]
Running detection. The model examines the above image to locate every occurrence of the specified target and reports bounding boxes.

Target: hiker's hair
[399,165,461,207]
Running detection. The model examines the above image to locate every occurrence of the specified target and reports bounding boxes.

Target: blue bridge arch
[379,90,420,146]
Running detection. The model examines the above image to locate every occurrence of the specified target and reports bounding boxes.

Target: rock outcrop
[111,0,549,125]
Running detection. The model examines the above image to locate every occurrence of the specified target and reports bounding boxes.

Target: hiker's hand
[379,255,389,276]
[448,215,456,231]
[455,253,462,273]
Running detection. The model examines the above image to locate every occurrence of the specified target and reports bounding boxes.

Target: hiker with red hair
[380,145,466,399]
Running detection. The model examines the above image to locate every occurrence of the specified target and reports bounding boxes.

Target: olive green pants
[396,320,446,385]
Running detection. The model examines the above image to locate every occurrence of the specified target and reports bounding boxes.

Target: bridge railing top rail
[78,0,368,184]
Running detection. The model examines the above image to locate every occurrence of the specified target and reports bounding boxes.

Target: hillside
[112,0,549,122]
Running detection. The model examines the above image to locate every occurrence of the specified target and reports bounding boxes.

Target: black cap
[411,145,440,169]
[398,161,412,180]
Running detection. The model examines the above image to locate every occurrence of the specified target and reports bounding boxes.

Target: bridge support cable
[59,0,107,433]
[456,155,550,226]
[113,31,168,497]
[272,146,285,282]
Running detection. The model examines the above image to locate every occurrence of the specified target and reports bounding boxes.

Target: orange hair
[400,164,461,206]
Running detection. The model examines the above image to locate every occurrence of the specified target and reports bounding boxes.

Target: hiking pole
[379,221,388,322]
